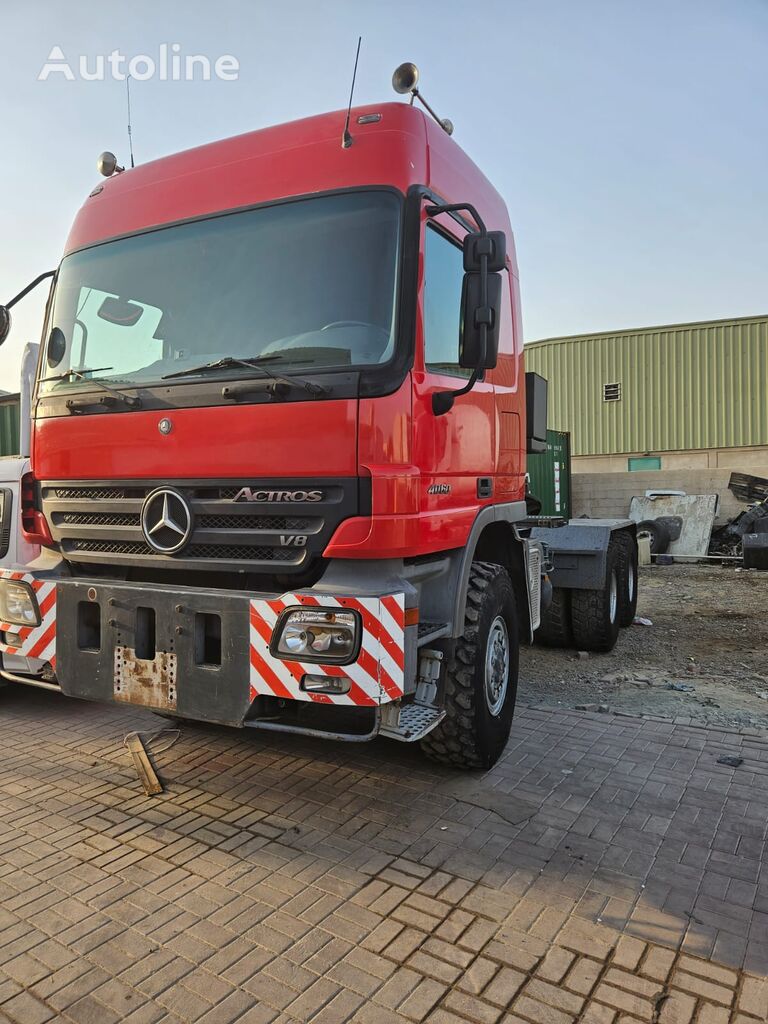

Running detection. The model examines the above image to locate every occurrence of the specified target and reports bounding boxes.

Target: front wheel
[421,562,519,770]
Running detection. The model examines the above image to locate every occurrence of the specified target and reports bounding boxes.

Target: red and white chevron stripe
[249,592,405,706]
[0,570,57,668]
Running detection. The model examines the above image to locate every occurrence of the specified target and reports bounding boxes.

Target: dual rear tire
[570,542,621,652]
[615,532,639,627]
[536,532,638,652]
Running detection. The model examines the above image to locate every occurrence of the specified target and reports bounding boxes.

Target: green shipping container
[0,396,20,457]
[527,430,571,519]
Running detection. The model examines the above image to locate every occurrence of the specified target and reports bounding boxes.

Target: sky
[1,0,766,393]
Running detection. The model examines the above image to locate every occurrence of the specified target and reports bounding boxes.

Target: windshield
[40,190,401,392]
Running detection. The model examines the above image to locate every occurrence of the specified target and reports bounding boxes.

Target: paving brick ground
[0,687,765,1024]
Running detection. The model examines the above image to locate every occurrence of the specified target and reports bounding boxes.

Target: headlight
[0,581,40,627]
[272,607,360,664]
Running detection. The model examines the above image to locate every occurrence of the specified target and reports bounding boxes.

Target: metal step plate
[417,621,450,645]
[380,702,445,743]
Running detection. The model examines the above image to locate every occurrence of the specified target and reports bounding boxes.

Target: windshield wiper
[39,366,115,383]
[40,368,141,410]
[162,356,328,396]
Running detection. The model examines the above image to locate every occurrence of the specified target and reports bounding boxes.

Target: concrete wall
[572,445,768,474]
[571,469,753,525]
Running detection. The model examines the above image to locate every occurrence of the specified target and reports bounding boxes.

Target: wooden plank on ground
[125,734,163,796]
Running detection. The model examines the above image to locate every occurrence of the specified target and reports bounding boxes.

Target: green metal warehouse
[525,314,768,477]
[528,311,768,520]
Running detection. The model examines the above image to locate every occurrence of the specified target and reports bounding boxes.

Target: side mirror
[425,206,507,416]
[463,230,506,273]
[0,306,10,346]
[459,271,502,370]
[0,270,56,349]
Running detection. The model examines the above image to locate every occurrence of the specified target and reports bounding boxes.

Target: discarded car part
[728,471,768,504]
[535,587,572,647]
[710,494,768,557]
[570,543,621,652]
[743,533,768,570]
[637,534,652,565]
[630,494,718,557]
[654,515,683,542]
[636,519,671,555]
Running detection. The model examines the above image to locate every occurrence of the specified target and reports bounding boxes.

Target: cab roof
[65,102,515,271]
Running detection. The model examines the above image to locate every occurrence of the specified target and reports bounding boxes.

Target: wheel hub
[609,570,618,623]
[485,615,510,716]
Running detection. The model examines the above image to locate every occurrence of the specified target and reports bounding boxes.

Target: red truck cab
[0,96,555,768]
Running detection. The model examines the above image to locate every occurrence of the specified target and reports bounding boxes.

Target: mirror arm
[432,350,485,415]
[430,208,490,417]
[425,202,486,234]
[5,270,56,311]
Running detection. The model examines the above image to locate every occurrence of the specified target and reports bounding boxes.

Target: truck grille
[65,539,296,561]
[42,478,362,574]
[56,511,313,531]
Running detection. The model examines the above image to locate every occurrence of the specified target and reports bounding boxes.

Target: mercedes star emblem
[141,488,193,554]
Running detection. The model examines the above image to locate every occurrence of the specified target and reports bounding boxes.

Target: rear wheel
[615,533,639,627]
[421,562,519,770]
[535,587,573,647]
[570,544,621,652]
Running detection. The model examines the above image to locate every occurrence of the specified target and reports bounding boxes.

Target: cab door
[411,216,496,546]
[490,271,525,501]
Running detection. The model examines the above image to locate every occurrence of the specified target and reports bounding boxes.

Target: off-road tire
[570,543,621,652]
[636,519,671,555]
[421,562,519,770]
[615,533,639,627]
[535,587,573,647]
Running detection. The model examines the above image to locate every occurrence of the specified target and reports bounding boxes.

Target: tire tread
[421,562,516,770]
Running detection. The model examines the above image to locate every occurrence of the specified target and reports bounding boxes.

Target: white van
[0,344,47,683]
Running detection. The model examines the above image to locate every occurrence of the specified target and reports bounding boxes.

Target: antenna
[341,36,362,149]
[126,74,135,168]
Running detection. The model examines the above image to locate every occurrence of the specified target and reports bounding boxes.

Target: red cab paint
[33,102,525,561]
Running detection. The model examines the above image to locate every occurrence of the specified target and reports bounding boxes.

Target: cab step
[380,702,445,743]
[417,621,450,646]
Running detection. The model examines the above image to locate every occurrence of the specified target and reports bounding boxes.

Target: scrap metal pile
[709,472,768,564]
